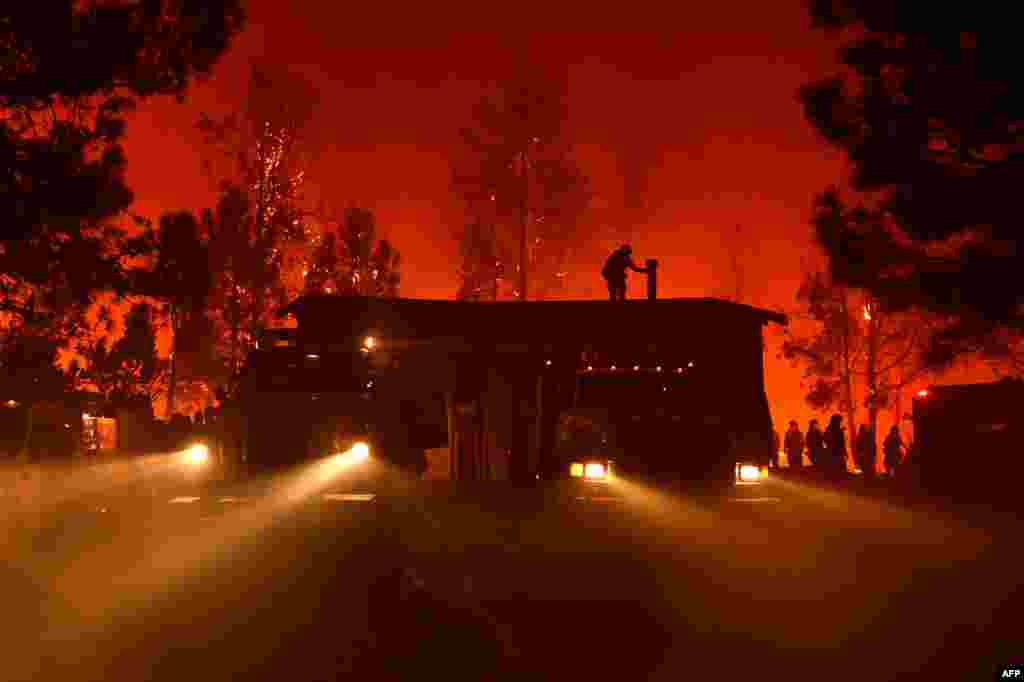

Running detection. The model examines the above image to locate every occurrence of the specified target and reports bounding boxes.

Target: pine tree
[800,2,1024,360]
[452,67,590,300]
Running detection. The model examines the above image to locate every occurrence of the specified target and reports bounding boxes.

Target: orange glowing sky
[117,1,995,432]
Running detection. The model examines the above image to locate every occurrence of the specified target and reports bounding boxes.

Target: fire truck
[912,379,1024,502]
[235,326,444,480]
[236,294,786,492]
[551,362,771,491]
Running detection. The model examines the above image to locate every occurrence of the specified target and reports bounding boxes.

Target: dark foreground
[2,463,1021,681]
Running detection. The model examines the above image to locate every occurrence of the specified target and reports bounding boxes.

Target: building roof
[280,295,787,347]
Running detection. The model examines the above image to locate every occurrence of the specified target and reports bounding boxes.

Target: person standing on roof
[602,244,648,301]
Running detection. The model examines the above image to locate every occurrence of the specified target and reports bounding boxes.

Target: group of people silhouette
[775,416,907,478]
[601,245,911,480]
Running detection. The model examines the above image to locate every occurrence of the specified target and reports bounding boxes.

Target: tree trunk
[865,301,879,476]
[229,287,241,377]
[18,403,35,461]
[167,304,178,419]
[840,288,856,473]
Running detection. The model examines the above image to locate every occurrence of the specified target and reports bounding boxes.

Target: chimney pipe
[646,259,659,300]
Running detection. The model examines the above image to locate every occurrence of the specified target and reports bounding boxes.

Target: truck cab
[551,362,771,490]
[912,379,1024,503]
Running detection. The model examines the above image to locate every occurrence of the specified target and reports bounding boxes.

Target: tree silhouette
[197,60,317,302]
[369,239,402,298]
[203,186,279,375]
[800,2,1024,361]
[781,272,862,464]
[1,1,244,326]
[782,270,944,469]
[77,303,165,409]
[133,211,217,417]
[456,219,501,301]
[304,207,401,298]
[452,68,590,300]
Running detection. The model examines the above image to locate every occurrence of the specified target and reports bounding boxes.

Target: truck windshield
[241,349,370,394]
[576,373,700,412]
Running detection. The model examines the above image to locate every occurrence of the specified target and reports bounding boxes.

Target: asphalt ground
[2,458,1021,681]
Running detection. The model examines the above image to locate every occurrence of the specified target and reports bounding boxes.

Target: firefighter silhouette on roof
[602,244,648,301]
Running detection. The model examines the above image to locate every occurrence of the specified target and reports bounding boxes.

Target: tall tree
[800,2,1024,362]
[782,270,942,469]
[204,186,277,375]
[452,68,590,300]
[456,219,502,301]
[1,0,244,325]
[197,60,318,304]
[134,211,213,417]
[303,207,401,298]
[781,272,863,468]
[77,303,165,409]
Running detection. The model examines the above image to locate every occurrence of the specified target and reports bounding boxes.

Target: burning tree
[203,186,281,375]
[456,219,501,301]
[1,1,244,429]
[452,68,590,300]
[781,269,944,470]
[75,303,165,408]
[197,61,318,355]
[303,207,401,298]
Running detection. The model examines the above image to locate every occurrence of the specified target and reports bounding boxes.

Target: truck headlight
[736,463,762,484]
[185,443,210,466]
[350,441,370,461]
[584,462,607,480]
[570,462,584,477]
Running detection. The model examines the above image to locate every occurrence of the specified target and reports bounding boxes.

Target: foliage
[304,207,401,298]
[781,272,862,417]
[456,220,502,301]
[452,68,590,300]
[197,61,317,283]
[197,62,320,367]
[0,328,70,404]
[203,186,279,373]
[800,2,1024,360]
[781,270,942,432]
[1,0,244,323]
[76,303,165,406]
[139,211,212,312]
[131,209,223,415]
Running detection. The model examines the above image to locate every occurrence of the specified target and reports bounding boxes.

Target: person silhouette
[825,414,848,479]
[806,419,824,469]
[883,425,904,478]
[855,424,877,480]
[784,420,804,470]
[602,244,647,301]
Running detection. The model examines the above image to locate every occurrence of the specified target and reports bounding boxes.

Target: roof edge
[281,294,788,325]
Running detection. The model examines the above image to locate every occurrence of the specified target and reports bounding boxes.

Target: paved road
[2,460,1021,681]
